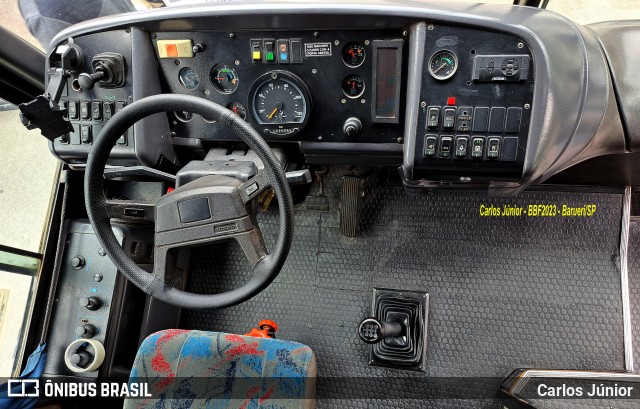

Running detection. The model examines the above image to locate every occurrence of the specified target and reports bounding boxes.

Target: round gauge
[178,67,200,90]
[250,71,311,136]
[428,50,458,80]
[210,64,239,94]
[227,102,247,120]
[342,43,366,67]
[174,111,193,122]
[341,75,365,99]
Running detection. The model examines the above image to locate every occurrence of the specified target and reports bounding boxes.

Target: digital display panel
[372,40,402,123]
[375,48,399,119]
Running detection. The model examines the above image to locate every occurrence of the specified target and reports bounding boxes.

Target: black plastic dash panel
[154,30,406,144]
[413,26,534,182]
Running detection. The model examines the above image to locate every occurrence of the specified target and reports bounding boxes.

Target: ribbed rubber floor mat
[182,168,625,408]
[629,219,640,374]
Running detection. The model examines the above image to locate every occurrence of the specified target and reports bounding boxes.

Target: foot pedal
[307,169,329,212]
[340,175,363,237]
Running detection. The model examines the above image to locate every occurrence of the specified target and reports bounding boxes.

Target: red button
[447,97,456,106]
[165,44,178,57]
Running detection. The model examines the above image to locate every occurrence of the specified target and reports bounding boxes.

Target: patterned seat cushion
[125,329,316,409]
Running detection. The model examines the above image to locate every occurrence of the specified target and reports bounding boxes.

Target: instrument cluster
[153,30,406,145]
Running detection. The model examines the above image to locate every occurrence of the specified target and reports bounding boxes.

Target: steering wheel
[85,94,294,309]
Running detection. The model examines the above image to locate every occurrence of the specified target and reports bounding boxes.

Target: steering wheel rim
[85,94,294,309]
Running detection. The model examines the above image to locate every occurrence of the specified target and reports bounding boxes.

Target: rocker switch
[427,107,440,130]
[442,107,456,130]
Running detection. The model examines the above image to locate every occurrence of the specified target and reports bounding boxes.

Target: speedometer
[250,71,311,136]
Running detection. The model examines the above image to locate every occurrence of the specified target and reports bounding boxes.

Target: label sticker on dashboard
[304,42,332,57]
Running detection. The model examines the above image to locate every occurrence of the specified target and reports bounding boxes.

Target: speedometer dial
[250,71,311,136]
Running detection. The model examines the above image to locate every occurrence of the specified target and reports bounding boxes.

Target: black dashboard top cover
[48,1,626,192]
[589,21,640,151]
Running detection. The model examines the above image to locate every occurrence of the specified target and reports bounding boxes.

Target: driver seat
[124,329,317,409]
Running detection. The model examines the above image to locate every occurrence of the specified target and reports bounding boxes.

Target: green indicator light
[266,52,275,61]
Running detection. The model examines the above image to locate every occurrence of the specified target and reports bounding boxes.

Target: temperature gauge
[342,43,366,67]
[211,64,239,94]
[341,75,365,99]
[227,102,246,120]
[428,50,458,80]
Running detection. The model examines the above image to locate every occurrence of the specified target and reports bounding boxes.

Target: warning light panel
[157,40,194,58]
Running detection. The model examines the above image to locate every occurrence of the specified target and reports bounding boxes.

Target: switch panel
[412,24,532,184]
[43,221,123,378]
[472,54,530,82]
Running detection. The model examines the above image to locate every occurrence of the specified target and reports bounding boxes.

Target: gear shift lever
[358,317,403,344]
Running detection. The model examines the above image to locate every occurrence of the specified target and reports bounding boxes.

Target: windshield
[5,0,640,51]
[546,0,640,24]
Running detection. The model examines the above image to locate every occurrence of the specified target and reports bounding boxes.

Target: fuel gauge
[342,75,365,99]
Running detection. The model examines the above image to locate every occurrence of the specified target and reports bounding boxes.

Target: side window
[0,0,60,377]
[0,102,59,376]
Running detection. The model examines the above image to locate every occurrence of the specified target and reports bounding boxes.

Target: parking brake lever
[19,39,84,140]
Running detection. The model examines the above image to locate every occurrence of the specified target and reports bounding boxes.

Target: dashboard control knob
[75,323,96,339]
[70,256,85,269]
[64,339,105,373]
[343,117,362,137]
[69,350,92,368]
[79,296,101,311]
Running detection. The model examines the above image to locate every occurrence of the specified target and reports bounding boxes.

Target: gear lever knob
[78,70,106,90]
[358,317,403,344]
